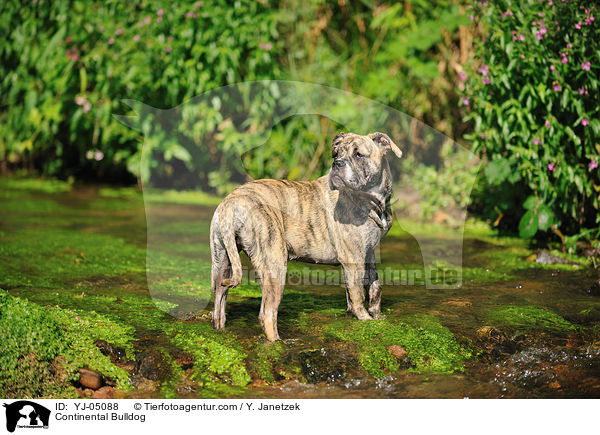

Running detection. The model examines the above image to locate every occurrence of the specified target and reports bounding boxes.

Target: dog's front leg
[365,250,382,318]
[341,262,372,321]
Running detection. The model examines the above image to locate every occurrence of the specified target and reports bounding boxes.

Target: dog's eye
[354,151,366,158]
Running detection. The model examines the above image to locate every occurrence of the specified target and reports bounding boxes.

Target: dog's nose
[333,159,345,169]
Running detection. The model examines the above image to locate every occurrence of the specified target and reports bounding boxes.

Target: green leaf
[518,210,538,238]
[537,205,554,231]
[523,195,538,210]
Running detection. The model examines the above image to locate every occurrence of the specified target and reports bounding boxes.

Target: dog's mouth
[329,172,347,190]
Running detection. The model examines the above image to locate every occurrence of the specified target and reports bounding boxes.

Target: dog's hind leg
[255,259,287,341]
[211,230,233,330]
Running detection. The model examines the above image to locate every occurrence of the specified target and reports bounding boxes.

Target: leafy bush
[0,0,280,183]
[462,0,600,246]
[1,0,476,188]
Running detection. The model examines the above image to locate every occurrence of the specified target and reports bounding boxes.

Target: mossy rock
[0,289,134,398]
[486,305,577,332]
[172,326,251,388]
[325,314,472,378]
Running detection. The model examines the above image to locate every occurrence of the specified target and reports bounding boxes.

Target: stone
[92,386,114,399]
[79,368,103,390]
[136,350,171,382]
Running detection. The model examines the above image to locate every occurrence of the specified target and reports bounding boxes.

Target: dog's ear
[333,132,347,146]
[369,132,402,158]
[332,132,347,156]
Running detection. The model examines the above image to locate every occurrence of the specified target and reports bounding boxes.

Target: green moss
[0,289,134,398]
[486,305,577,332]
[173,326,251,387]
[246,341,287,383]
[0,176,72,194]
[0,227,146,288]
[325,315,472,377]
[143,188,223,207]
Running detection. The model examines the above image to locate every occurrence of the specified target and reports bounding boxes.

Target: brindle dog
[209,132,402,340]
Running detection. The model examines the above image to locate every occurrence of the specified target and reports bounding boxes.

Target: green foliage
[0,0,280,182]
[326,315,472,377]
[463,0,600,244]
[1,0,473,189]
[0,289,134,398]
[172,327,251,387]
[486,305,576,332]
[399,142,480,219]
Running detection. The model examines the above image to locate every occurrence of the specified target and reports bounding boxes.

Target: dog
[209,132,402,340]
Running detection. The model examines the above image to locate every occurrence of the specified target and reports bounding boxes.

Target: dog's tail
[219,208,242,289]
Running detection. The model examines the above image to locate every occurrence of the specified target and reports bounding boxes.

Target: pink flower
[575,22,582,29]
[185,11,198,18]
[75,317,80,320]
[468,14,474,20]
[65,47,80,61]
[553,84,562,92]
[482,77,490,85]
[133,34,140,42]
[550,65,555,71]
[462,97,470,106]
[520,54,525,60]
[578,88,586,95]
[459,71,467,81]
[75,96,85,106]
[545,120,551,127]
[108,37,115,45]
[548,163,555,172]
[561,56,568,64]
[157,8,165,16]
[115,28,123,36]
[144,16,151,24]
[582,61,591,71]
[83,101,91,113]
[165,46,172,53]
[260,42,272,51]
[94,151,103,161]
[478,64,489,75]
[157,17,163,23]
[589,160,598,170]
[518,34,525,41]
[582,118,589,126]
[194,2,203,9]
[533,138,541,145]
[503,10,513,17]
[566,43,572,49]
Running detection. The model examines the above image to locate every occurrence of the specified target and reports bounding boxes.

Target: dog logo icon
[3,401,50,432]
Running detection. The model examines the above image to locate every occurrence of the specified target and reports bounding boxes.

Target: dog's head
[328,132,402,193]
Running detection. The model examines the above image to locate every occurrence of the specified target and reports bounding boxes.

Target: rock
[586,280,600,297]
[534,250,572,265]
[136,350,171,382]
[79,368,103,390]
[388,345,407,359]
[173,349,194,369]
[94,339,126,363]
[298,347,356,383]
[92,386,114,399]
[116,361,137,373]
[388,345,413,370]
